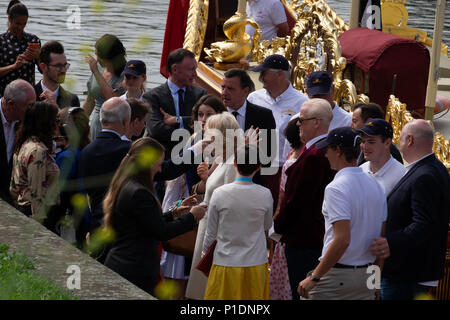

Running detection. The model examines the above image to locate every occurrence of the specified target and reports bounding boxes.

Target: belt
[333,263,372,269]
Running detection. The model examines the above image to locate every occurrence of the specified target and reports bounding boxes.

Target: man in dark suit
[274,98,335,299]
[34,41,80,109]
[144,48,206,158]
[221,68,277,178]
[0,79,36,204]
[371,119,450,300]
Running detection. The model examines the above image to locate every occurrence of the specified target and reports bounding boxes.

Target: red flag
[160,0,191,78]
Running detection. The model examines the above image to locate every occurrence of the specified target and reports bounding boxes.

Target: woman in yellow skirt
[203,145,273,300]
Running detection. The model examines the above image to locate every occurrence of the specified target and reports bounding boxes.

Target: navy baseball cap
[316,127,361,149]
[251,54,290,72]
[122,60,146,77]
[306,71,333,96]
[357,119,393,139]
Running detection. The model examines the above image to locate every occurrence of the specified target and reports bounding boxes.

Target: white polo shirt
[248,84,308,164]
[321,167,387,266]
[245,0,287,42]
[330,102,352,130]
[360,156,406,195]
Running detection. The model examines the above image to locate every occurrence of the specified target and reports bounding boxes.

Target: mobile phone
[199,201,208,207]
[25,43,40,61]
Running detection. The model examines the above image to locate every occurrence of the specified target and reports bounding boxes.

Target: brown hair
[191,94,226,125]
[95,34,127,77]
[103,137,165,229]
[58,107,91,150]
[127,98,151,121]
[15,102,58,153]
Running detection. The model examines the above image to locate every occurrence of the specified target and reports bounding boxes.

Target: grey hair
[4,79,29,103]
[268,68,291,81]
[100,100,131,124]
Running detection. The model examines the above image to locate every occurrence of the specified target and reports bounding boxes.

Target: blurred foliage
[415,292,435,300]
[84,227,116,257]
[0,244,77,300]
[154,279,180,300]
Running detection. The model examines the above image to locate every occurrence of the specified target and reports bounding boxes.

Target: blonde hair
[204,112,244,159]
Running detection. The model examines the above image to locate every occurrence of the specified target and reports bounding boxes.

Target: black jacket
[143,81,206,157]
[104,179,195,294]
[383,154,450,282]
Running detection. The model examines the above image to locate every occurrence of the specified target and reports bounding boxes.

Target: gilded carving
[183,0,210,61]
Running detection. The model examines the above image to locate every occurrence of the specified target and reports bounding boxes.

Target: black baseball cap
[357,119,393,139]
[121,60,146,77]
[251,54,290,72]
[306,71,333,96]
[316,127,361,149]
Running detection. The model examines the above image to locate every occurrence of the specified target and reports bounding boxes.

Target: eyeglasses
[48,63,70,70]
[297,117,318,125]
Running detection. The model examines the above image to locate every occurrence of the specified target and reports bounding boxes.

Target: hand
[85,54,99,73]
[190,203,207,222]
[297,277,317,299]
[86,232,90,246]
[172,205,191,218]
[25,46,40,61]
[370,237,390,259]
[160,108,177,126]
[14,54,29,69]
[245,125,261,146]
[181,194,198,207]
[40,89,57,105]
[192,138,213,155]
[197,158,210,181]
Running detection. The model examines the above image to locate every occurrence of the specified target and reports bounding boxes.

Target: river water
[0,0,448,102]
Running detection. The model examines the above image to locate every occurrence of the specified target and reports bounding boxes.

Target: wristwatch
[309,271,320,282]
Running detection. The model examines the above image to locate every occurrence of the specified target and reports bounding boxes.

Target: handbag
[195,240,217,276]
[162,175,197,257]
[162,225,198,257]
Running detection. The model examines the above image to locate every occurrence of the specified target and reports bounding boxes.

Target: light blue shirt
[227,100,247,130]
[167,79,185,129]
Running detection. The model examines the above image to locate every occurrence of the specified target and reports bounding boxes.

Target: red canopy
[339,28,430,113]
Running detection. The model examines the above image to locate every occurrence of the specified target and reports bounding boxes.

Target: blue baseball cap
[251,54,290,72]
[306,71,333,96]
[121,60,146,77]
[316,127,361,149]
[357,119,393,139]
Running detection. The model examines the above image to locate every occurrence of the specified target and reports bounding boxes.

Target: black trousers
[285,245,322,300]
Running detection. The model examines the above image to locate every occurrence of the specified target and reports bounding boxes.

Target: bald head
[400,119,434,163]
[100,97,131,135]
[2,79,36,122]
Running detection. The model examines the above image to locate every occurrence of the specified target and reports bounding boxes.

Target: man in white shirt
[245,0,289,43]
[298,126,387,300]
[284,71,352,157]
[358,119,406,195]
[249,54,308,166]
[0,79,36,204]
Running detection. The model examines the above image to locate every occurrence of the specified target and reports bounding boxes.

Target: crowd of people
[1,0,450,301]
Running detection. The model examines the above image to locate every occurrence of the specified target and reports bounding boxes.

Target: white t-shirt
[360,156,406,195]
[245,0,287,42]
[203,182,273,267]
[321,167,387,266]
[248,84,308,164]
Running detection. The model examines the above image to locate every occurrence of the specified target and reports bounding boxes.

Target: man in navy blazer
[143,48,206,158]
[371,119,450,300]
[221,68,277,184]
